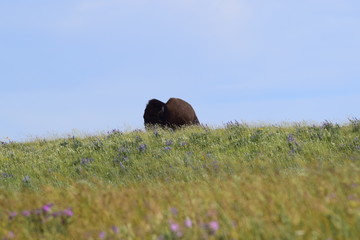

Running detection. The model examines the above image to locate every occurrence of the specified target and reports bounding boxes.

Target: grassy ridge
[1,121,360,239]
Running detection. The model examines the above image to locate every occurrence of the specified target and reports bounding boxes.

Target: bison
[143,98,200,129]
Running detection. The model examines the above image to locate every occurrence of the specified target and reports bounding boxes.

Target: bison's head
[143,99,167,127]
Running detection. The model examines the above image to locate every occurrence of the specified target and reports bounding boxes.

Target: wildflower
[135,136,142,142]
[209,221,219,231]
[108,129,122,135]
[23,175,30,183]
[42,203,54,213]
[52,211,62,217]
[347,195,358,201]
[153,130,160,137]
[99,231,106,239]
[212,160,220,170]
[119,161,126,169]
[164,146,172,151]
[5,231,15,239]
[287,134,299,153]
[322,120,333,130]
[170,222,182,237]
[184,218,192,228]
[205,221,219,235]
[139,144,147,152]
[63,208,74,217]
[180,142,188,147]
[9,212,17,220]
[112,226,119,234]
[22,210,31,217]
[2,172,13,178]
[287,134,296,143]
[170,207,178,216]
[80,158,94,165]
[119,147,130,153]
[166,140,173,146]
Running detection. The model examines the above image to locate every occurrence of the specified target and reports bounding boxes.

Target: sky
[1,0,359,141]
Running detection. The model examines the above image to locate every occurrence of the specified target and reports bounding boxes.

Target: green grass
[1,121,360,239]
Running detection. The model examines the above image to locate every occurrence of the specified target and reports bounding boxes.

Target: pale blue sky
[1,0,359,141]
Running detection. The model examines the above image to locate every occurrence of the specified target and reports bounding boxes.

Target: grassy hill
[1,120,360,239]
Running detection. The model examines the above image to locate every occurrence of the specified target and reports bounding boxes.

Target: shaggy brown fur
[143,98,199,129]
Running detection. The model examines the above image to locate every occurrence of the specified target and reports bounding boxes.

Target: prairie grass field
[1,120,360,239]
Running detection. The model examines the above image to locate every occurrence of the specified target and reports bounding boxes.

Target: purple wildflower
[170,222,183,237]
[153,130,160,137]
[42,203,54,213]
[207,221,219,234]
[184,218,192,228]
[119,161,126,169]
[180,142,188,147]
[139,144,147,152]
[322,120,333,129]
[23,175,30,183]
[52,211,62,217]
[164,146,172,151]
[170,207,178,216]
[112,226,119,234]
[170,222,180,232]
[108,129,122,135]
[80,158,94,165]
[287,133,299,153]
[212,160,220,169]
[347,195,358,201]
[22,210,31,217]
[2,172,13,178]
[166,140,173,146]
[63,208,74,217]
[6,231,15,239]
[287,134,296,143]
[209,221,219,230]
[99,231,106,239]
[119,147,130,153]
[9,212,17,220]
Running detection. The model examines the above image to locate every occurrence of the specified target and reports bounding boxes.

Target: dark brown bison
[143,98,200,128]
